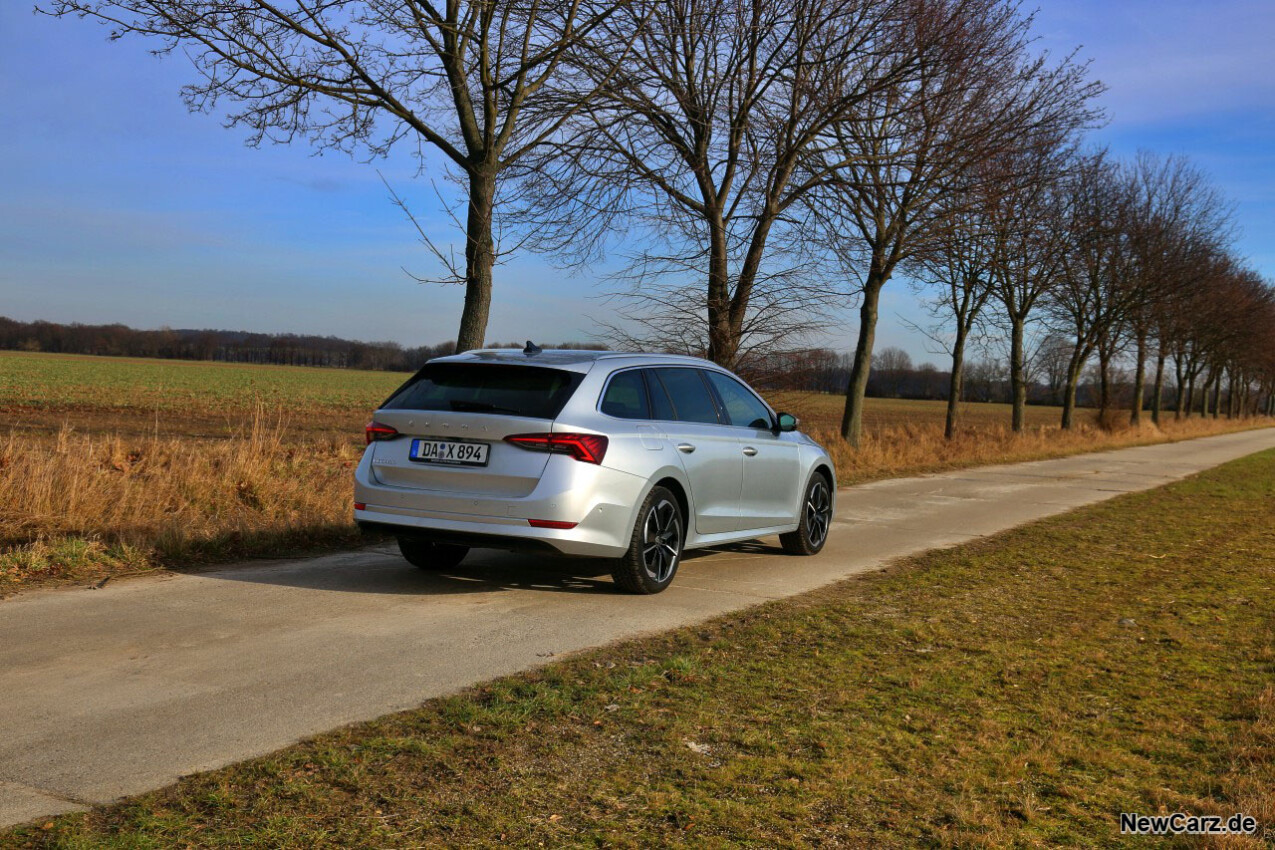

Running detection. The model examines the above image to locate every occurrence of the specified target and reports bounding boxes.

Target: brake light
[365,421,399,444]
[504,433,609,464]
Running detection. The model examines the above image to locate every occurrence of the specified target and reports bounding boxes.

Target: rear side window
[600,370,650,419]
[652,368,721,424]
[645,369,677,420]
[705,371,773,429]
[382,363,583,419]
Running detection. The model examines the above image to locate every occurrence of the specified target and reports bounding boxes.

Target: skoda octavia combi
[354,347,835,593]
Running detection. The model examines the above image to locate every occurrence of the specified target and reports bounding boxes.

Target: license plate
[408,439,490,466]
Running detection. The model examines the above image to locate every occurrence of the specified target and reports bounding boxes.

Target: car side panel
[737,429,804,529]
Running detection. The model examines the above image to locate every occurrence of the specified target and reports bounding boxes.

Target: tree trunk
[840,279,884,447]
[1151,350,1166,426]
[456,169,497,353]
[723,209,778,368]
[1060,340,1086,430]
[945,326,967,441]
[1009,316,1026,432]
[1097,347,1112,423]
[705,214,735,367]
[1130,332,1147,426]
[1174,356,1186,420]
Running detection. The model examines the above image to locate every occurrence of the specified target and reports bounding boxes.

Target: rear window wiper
[448,400,521,414]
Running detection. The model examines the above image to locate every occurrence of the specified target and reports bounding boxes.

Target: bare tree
[905,182,997,438]
[1048,150,1141,429]
[47,0,635,352]
[818,0,1101,445]
[515,0,939,369]
[1032,332,1071,406]
[982,137,1077,431]
[1122,153,1232,426]
[872,346,913,397]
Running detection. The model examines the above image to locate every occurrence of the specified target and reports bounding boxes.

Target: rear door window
[651,368,722,424]
[600,369,650,419]
[382,363,583,419]
[705,371,774,429]
[644,369,677,421]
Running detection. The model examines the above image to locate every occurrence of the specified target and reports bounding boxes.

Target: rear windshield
[381,363,584,419]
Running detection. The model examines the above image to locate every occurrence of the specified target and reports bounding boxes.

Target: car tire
[780,472,832,556]
[611,485,683,594]
[398,537,469,570]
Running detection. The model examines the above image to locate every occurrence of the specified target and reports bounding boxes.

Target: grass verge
[7,450,1274,847]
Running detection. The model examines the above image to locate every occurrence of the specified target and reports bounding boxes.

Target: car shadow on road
[192,539,786,597]
[195,547,618,596]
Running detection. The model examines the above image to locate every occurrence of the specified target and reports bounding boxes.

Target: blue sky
[2,1,1273,361]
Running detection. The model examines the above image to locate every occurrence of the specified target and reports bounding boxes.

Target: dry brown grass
[811,416,1264,485]
[1,352,1270,593]
[768,390,1269,484]
[0,411,365,591]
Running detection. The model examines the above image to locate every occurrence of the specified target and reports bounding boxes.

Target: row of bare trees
[50,0,1273,443]
[909,145,1274,438]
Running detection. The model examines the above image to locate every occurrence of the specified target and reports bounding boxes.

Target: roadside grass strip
[6,451,1273,847]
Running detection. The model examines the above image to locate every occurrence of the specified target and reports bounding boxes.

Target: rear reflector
[527,519,578,529]
[504,432,608,464]
[365,421,398,444]
[354,502,367,511]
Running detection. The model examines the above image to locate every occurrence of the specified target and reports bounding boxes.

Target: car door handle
[676,443,696,454]
[742,446,758,457]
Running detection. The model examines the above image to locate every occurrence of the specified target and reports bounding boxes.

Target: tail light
[504,433,608,464]
[365,421,399,444]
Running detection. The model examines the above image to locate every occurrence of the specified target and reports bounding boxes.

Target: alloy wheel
[805,478,831,548]
[641,498,682,583]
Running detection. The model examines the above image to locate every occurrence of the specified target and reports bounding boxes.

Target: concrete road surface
[2,428,1273,828]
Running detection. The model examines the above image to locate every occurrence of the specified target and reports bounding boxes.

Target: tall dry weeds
[0,403,1268,591]
[811,415,1263,484]
[1,409,364,588]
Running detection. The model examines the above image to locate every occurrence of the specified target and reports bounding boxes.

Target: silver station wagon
[354,346,835,593]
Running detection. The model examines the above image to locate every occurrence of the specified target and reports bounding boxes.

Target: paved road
[2,428,1273,827]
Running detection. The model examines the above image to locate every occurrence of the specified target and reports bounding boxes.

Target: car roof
[431,349,721,374]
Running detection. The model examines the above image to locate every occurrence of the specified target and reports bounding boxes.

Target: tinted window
[644,369,677,421]
[652,368,721,424]
[382,363,582,419]
[705,371,773,429]
[600,370,650,419]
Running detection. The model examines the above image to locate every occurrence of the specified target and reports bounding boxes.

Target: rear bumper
[356,520,564,555]
[353,449,645,558]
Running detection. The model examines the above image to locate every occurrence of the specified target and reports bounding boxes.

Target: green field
[1,350,406,410]
[11,450,1273,847]
[1,351,407,438]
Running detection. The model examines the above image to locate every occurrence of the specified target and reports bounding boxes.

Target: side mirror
[776,412,798,433]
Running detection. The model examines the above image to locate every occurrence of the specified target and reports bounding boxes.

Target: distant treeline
[0,317,603,373]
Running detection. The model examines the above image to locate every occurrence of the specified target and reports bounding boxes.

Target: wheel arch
[652,475,691,538]
[808,463,837,513]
